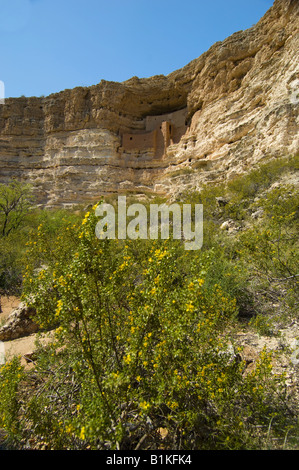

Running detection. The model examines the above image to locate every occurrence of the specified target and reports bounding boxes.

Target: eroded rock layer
[0,0,298,205]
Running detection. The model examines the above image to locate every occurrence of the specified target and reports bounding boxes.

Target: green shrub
[0,357,25,444]
[224,155,299,221]
[2,204,289,450]
[237,184,299,320]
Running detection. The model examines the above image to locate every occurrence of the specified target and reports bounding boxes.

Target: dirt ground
[0,295,20,322]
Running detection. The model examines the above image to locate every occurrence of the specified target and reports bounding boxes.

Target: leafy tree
[0,180,33,237]
[0,181,34,303]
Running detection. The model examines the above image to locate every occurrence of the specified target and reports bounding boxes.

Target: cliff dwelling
[120,107,188,159]
[0,1,298,207]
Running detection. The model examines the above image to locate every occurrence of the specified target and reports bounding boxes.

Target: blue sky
[0,0,274,98]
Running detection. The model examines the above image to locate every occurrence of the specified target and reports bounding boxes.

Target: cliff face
[0,0,298,206]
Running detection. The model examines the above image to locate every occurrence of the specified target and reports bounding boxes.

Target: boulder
[0,302,39,342]
[216,197,229,207]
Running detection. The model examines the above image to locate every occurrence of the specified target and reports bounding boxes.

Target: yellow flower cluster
[139,401,150,411]
[124,353,132,364]
[186,302,194,312]
[79,426,85,440]
[81,212,90,225]
[55,299,63,318]
[167,400,179,410]
[118,255,131,271]
[58,275,67,287]
[154,248,168,260]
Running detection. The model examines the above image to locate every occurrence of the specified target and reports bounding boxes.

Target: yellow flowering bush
[0,358,25,440]
[0,203,288,450]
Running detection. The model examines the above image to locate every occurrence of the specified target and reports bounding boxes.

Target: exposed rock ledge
[0,302,39,342]
[0,0,298,206]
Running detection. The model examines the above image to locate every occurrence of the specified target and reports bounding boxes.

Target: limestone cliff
[0,0,298,206]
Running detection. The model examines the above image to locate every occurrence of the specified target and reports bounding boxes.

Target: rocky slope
[0,0,298,206]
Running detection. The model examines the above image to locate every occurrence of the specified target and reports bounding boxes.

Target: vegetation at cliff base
[0,155,298,450]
